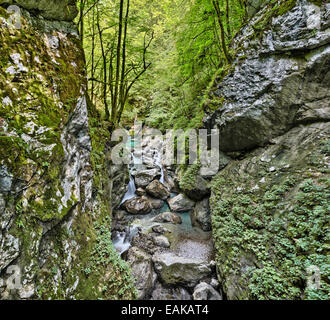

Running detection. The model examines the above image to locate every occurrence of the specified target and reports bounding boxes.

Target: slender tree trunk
[111,0,125,126]
[117,0,130,125]
[79,0,85,45]
[226,0,231,39]
[212,0,231,63]
[91,4,95,104]
[96,6,109,120]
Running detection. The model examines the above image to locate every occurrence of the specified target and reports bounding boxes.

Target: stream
[111,131,222,300]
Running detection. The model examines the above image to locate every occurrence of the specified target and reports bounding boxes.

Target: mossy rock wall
[210,123,329,300]
[207,0,330,300]
[0,6,136,299]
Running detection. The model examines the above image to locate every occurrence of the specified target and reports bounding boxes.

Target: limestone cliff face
[0,3,135,299]
[206,0,329,299]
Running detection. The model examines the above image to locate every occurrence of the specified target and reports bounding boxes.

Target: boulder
[152,252,212,287]
[191,199,212,232]
[127,247,157,300]
[151,282,191,300]
[134,169,160,188]
[146,180,170,200]
[152,224,171,234]
[153,235,170,248]
[0,233,20,272]
[203,1,330,152]
[193,282,223,300]
[136,188,146,197]
[147,197,165,210]
[113,210,126,221]
[153,212,182,225]
[122,197,152,215]
[180,175,210,201]
[168,194,195,212]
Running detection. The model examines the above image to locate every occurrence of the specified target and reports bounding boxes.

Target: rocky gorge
[0,0,329,300]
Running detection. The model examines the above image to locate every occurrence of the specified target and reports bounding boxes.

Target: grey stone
[127,247,157,300]
[193,282,223,300]
[151,282,191,300]
[0,233,20,272]
[168,194,195,212]
[122,197,152,215]
[153,212,182,225]
[180,175,210,201]
[152,252,212,287]
[146,180,170,200]
[0,166,13,193]
[153,235,170,248]
[204,0,330,152]
[134,169,160,188]
[191,199,212,232]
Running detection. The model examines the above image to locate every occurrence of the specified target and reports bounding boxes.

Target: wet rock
[19,284,35,299]
[131,233,157,255]
[180,175,210,201]
[136,188,146,196]
[153,212,182,225]
[146,180,170,200]
[151,282,191,300]
[0,233,20,272]
[152,225,171,234]
[127,247,157,300]
[193,282,223,300]
[168,194,195,212]
[134,169,160,188]
[153,252,212,287]
[122,197,152,215]
[147,197,165,210]
[0,166,13,193]
[204,0,330,152]
[210,278,220,289]
[113,210,126,220]
[153,235,170,248]
[191,199,212,232]
[109,163,130,210]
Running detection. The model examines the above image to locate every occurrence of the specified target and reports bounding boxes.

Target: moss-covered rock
[210,122,329,300]
[0,7,136,300]
[1,0,78,21]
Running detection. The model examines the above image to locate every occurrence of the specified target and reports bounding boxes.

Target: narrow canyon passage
[111,130,221,300]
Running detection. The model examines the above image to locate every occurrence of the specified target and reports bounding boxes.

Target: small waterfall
[120,174,136,204]
[152,148,165,184]
[113,225,140,255]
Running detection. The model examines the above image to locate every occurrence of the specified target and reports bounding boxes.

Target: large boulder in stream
[190,199,212,232]
[127,247,157,300]
[152,252,212,287]
[153,212,182,225]
[153,235,170,248]
[134,168,160,188]
[146,180,170,200]
[168,194,195,212]
[122,196,152,215]
[147,197,164,210]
